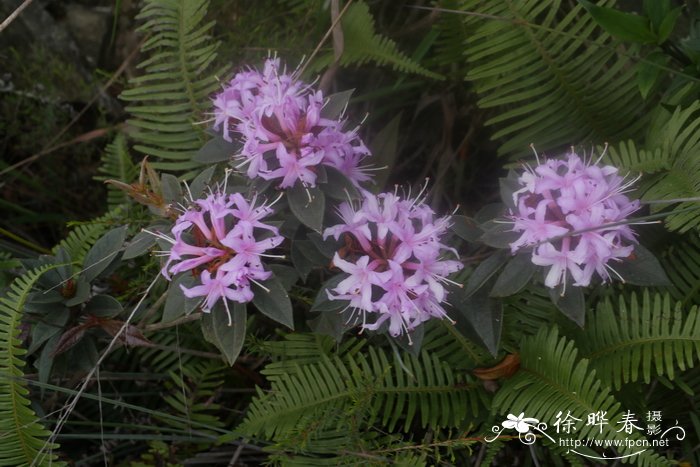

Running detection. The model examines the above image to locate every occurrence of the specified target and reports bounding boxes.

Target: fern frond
[158,360,225,433]
[322,1,441,79]
[421,320,490,369]
[240,346,484,441]
[660,234,700,306]
[495,327,668,466]
[0,265,62,465]
[578,292,700,389]
[463,0,649,157]
[95,134,136,209]
[52,208,122,263]
[641,102,700,232]
[120,0,223,174]
[428,0,469,73]
[604,139,670,174]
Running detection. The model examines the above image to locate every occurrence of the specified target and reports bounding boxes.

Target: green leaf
[321,89,354,120]
[393,323,424,357]
[123,230,157,260]
[464,250,509,297]
[369,114,401,190]
[206,301,247,366]
[162,274,201,323]
[644,0,670,30]
[161,173,182,203]
[82,226,127,283]
[268,264,298,291]
[288,184,325,232]
[580,0,657,44]
[450,286,503,356]
[252,277,294,329]
[28,310,70,355]
[499,170,521,210]
[549,284,586,327]
[307,309,354,342]
[321,166,361,200]
[636,52,667,99]
[658,6,682,43]
[189,165,217,200]
[479,221,519,249]
[311,274,348,312]
[450,215,483,243]
[308,232,340,259]
[84,294,123,318]
[489,253,536,297]
[615,243,671,286]
[64,280,91,307]
[290,240,318,281]
[194,135,238,164]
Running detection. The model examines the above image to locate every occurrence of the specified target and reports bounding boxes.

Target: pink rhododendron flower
[152,186,283,325]
[323,187,462,341]
[509,150,640,290]
[212,57,372,188]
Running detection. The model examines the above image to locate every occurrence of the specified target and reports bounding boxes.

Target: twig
[142,312,202,332]
[0,0,34,34]
[298,0,353,77]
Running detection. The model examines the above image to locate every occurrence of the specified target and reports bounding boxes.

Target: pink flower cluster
[157,188,283,323]
[213,58,372,189]
[323,189,463,340]
[509,151,640,289]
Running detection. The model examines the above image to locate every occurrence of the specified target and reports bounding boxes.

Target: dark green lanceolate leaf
[202,302,247,366]
[64,280,91,307]
[464,250,509,297]
[38,334,59,387]
[288,184,325,232]
[321,166,361,200]
[615,243,671,286]
[308,232,340,259]
[657,7,681,43]
[636,52,668,99]
[189,165,217,200]
[393,324,425,357]
[311,274,347,312]
[549,284,586,327]
[307,308,355,342]
[84,294,123,318]
[643,0,671,30]
[474,203,506,224]
[321,89,354,120]
[490,253,536,297]
[28,309,70,355]
[479,221,520,249]
[450,286,503,356]
[162,274,201,323]
[161,173,183,204]
[450,215,482,243]
[252,277,294,329]
[369,114,401,191]
[268,264,298,291]
[82,226,128,283]
[291,240,327,281]
[194,135,239,164]
[580,0,657,44]
[499,170,521,210]
[123,230,157,260]
[54,247,73,282]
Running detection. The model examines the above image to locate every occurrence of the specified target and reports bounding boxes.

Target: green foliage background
[1,0,700,465]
